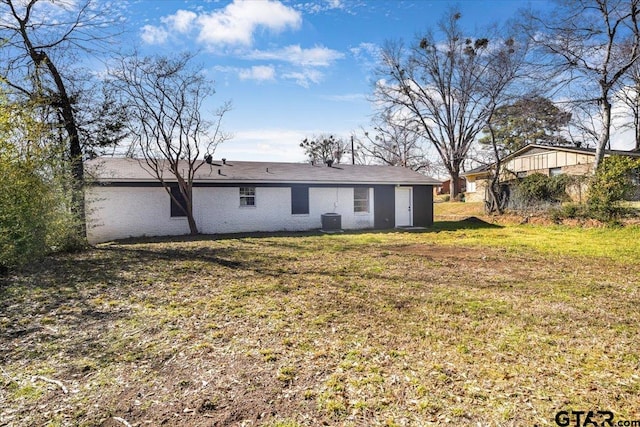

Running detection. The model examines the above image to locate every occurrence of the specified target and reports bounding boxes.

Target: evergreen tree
[479,96,571,155]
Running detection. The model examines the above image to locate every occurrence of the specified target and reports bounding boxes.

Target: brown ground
[1,229,639,426]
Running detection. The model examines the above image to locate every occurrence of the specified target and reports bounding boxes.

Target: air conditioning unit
[321,213,341,231]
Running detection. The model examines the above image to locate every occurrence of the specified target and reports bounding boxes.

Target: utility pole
[351,135,355,165]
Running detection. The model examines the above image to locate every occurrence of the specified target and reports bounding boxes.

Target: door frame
[395,186,413,227]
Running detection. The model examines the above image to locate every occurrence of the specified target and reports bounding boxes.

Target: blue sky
[125,0,550,163]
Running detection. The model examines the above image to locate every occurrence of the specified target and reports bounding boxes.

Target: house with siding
[85,157,440,244]
[463,144,640,203]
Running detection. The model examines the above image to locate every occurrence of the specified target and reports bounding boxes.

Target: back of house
[84,158,441,243]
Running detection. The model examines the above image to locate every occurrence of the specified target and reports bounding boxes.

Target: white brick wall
[86,186,190,244]
[86,185,375,243]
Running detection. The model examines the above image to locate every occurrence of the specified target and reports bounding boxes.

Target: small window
[291,186,309,214]
[240,187,256,206]
[549,167,563,177]
[354,187,370,213]
[517,171,527,179]
[170,185,187,217]
[467,181,476,193]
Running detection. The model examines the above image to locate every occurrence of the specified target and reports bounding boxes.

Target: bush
[511,173,570,210]
[0,159,51,270]
[0,95,85,271]
[587,156,640,220]
[548,203,589,222]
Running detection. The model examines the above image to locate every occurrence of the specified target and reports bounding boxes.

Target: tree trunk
[636,103,640,151]
[19,22,86,239]
[594,95,612,171]
[49,62,87,239]
[449,167,461,200]
[635,85,640,151]
[180,182,199,235]
[186,213,199,235]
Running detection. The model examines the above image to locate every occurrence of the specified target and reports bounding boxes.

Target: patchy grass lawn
[1,221,640,426]
[434,201,485,219]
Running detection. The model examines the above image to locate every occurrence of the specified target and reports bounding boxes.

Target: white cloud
[161,10,197,33]
[282,69,324,87]
[350,42,380,60]
[320,93,366,102]
[296,0,357,15]
[140,24,169,44]
[196,0,302,47]
[140,1,301,47]
[238,65,276,82]
[350,42,380,74]
[216,129,309,162]
[246,45,344,67]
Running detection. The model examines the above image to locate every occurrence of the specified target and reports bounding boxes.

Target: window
[516,171,527,179]
[239,187,256,206]
[291,186,309,214]
[467,181,476,193]
[549,167,563,177]
[170,185,187,217]
[354,187,370,213]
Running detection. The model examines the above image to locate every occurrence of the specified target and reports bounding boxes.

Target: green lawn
[1,221,639,426]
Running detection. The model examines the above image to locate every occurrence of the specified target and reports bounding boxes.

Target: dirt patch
[386,243,557,284]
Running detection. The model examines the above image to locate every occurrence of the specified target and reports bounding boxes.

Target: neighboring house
[85,157,441,244]
[463,144,640,203]
[434,178,466,197]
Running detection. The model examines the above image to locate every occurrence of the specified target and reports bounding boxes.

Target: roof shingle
[85,157,441,186]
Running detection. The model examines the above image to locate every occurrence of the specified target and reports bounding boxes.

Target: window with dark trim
[240,187,256,206]
[354,187,370,213]
[170,185,187,217]
[549,167,563,177]
[291,186,309,214]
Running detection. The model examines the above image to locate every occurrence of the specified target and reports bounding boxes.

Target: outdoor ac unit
[321,213,341,231]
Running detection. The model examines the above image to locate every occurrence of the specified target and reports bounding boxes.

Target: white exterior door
[395,187,412,227]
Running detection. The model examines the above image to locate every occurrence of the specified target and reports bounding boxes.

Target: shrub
[548,203,589,222]
[0,159,51,270]
[0,96,85,271]
[587,156,640,220]
[511,173,570,211]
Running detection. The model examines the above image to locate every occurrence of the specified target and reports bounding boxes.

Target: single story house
[85,157,441,244]
[463,144,640,203]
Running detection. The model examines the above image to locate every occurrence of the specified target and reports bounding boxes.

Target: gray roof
[85,157,441,186]
[508,143,640,158]
[462,143,640,177]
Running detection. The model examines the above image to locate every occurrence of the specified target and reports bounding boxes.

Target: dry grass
[1,221,639,426]
[434,201,485,220]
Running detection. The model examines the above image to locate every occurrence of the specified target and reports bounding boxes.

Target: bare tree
[109,53,232,234]
[0,0,122,238]
[478,38,531,214]
[525,0,640,168]
[374,10,523,198]
[360,111,434,173]
[300,134,348,165]
[616,60,640,150]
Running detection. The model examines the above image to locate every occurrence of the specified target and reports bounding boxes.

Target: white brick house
[85,158,440,244]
